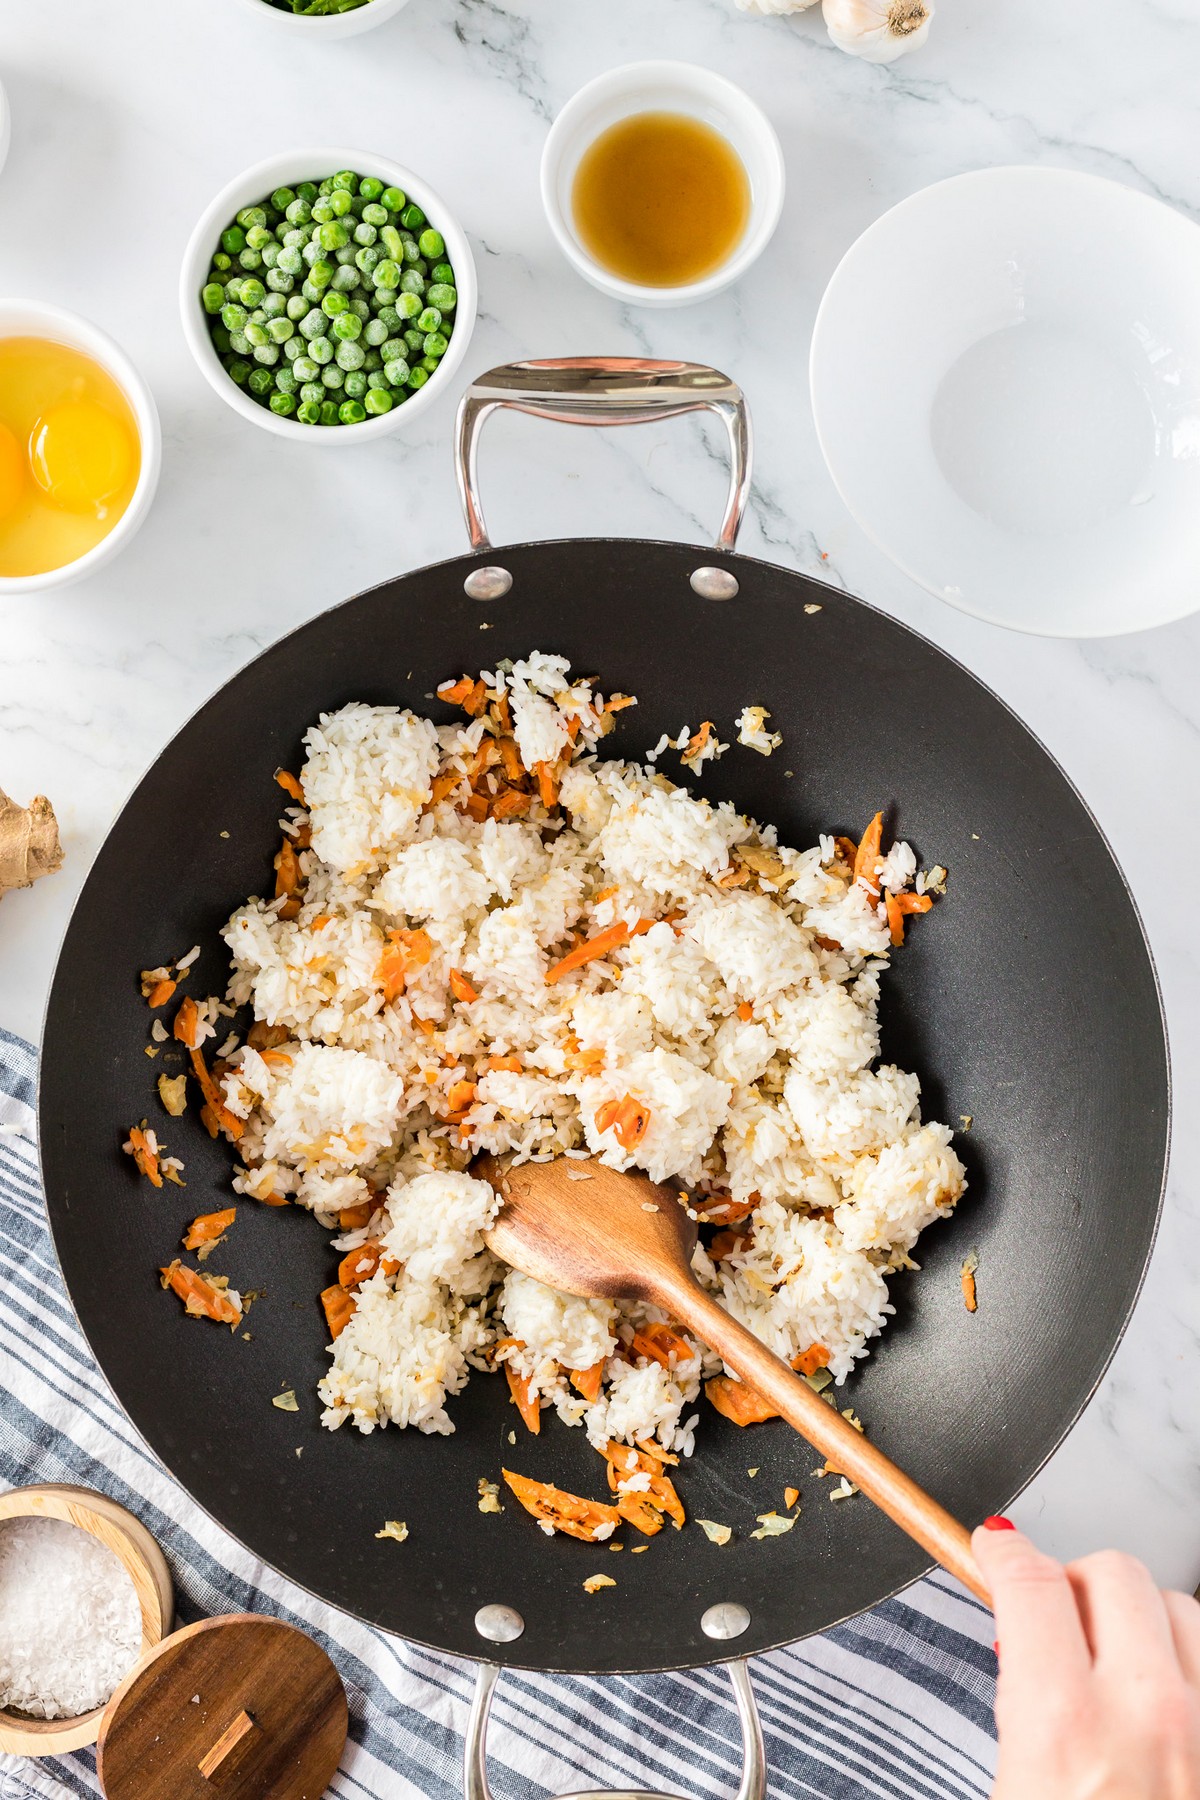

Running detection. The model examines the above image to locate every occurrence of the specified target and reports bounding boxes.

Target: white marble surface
[1,0,1199,1587]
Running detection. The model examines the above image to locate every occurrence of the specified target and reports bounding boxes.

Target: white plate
[810,167,1200,637]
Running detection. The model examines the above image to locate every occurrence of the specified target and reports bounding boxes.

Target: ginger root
[0,789,63,900]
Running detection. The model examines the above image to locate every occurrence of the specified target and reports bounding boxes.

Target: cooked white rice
[214,651,965,1458]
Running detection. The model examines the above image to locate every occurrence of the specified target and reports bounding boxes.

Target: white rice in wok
[216,652,965,1458]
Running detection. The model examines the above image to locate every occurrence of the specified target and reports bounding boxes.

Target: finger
[1163,1591,1200,1690]
[972,1525,1091,1697]
[1066,1550,1176,1674]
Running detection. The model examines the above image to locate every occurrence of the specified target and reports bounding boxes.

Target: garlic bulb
[822,0,933,62]
[735,0,820,14]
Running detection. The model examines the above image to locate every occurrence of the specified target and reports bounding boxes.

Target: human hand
[974,1518,1200,1800]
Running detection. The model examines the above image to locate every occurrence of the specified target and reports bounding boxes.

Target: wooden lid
[96,1614,347,1800]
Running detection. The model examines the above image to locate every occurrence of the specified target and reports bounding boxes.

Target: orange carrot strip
[436,676,476,705]
[885,891,905,948]
[461,792,489,823]
[896,892,934,915]
[339,1241,384,1291]
[173,995,200,1048]
[497,738,524,783]
[127,1126,163,1188]
[793,1343,832,1377]
[189,1047,245,1141]
[489,789,530,821]
[377,928,433,1003]
[449,969,479,1004]
[501,1469,621,1541]
[570,1360,606,1403]
[602,1441,686,1532]
[853,812,884,894]
[505,1365,542,1434]
[709,1225,752,1261]
[631,1323,694,1369]
[339,1201,374,1230]
[962,1267,978,1313]
[275,769,305,803]
[427,770,461,809]
[275,836,303,900]
[259,1048,293,1067]
[182,1207,236,1251]
[446,1079,477,1116]
[736,1001,754,1022]
[694,1192,754,1224]
[545,919,654,986]
[321,1284,356,1341]
[604,694,635,713]
[705,1375,780,1426]
[597,1094,649,1151]
[160,1260,241,1327]
[147,977,177,1009]
[534,762,560,809]
[481,1054,522,1074]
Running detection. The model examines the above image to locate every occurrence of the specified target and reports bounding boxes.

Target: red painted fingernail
[992,1640,1000,1661]
[982,1515,1016,1531]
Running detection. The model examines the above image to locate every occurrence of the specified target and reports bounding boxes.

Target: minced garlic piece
[697,1520,732,1545]
[375,1520,409,1543]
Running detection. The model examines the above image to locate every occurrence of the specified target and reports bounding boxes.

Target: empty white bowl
[230,0,411,38]
[541,61,784,309]
[0,300,162,596]
[180,149,477,444]
[810,167,1200,637]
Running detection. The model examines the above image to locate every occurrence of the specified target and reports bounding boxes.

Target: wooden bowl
[0,1483,174,1756]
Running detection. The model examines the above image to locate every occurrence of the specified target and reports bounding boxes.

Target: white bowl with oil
[541,62,785,309]
[0,301,162,597]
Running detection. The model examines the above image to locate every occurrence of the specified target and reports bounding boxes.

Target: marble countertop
[1,0,1198,1590]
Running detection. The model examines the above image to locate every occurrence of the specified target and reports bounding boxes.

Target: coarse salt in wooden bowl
[0,1484,174,1756]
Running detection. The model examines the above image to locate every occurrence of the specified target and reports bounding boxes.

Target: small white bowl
[810,166,1200,638]
[0,300,162,597]
[230,0,411,37]
[181,149,477,444]
[541,61,784,309]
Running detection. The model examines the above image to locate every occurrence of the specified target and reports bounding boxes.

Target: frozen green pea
[319,220,349,252]
[248,366,274,395]
[269,391,297,417]
[400,269,425,296]
[332,169,357,192]
[238,248,262,271]
[358,175,384,202]
[271,186,296,212]
[335,244,357,266]
[292,355,319,382]
[267,269,294,295]
[318,400,340,425]
[432,262,455,284]
[299,307,324,339]
[267,316,293,344]
[355,245,382,275]
[364,387,393,416]
[331,266,359,292]
[336,398,365,424]
[380,224,404,260]
[381,185,406,212]
[278,246,303,275]
[401,236,421,265]
[330,189,353,218]
[275,365,299,395]
[202,283,225,314]
[212,251,232,272]
[333,311,362,341]
[344,369,368,399]
[300,381,323,405]
[243,320,269,349]
[406,365,429,390]
[400,203,425,230]
[403,328,424,355]
[311,196,335,225]
[336,340,365,371]
[350,296,370,319]
[362,202,388,228]
[321,364,344,390]
[282,336,304,362]
[239,277,266,307]
[418,228,444,259]
[221,301,248,330]
[417,307,441,332]
[285,199,313,228]
[426,282,456,312]
[296,181,319,203]
[372,259,401,290]
[423,331,449,358]
[253,344,280,366]
[396,292,422,320]
[354,221,377,247]
[221,224,246,255]
[322,290,349,317]
[246,224,271,251]
[261,242,281,269]
[227,357,252,385]
[364,318,388,346]
[301,238,322,267]
[366,370,389,390]
[211,325,232,354]
[228,329,251,355]
[286,295,309,321]
[301,280,321,306]
[362,348,383,372]
[262,291,286,317]
[310,259,334,289]
[237,205,267,231]
[297,399,321,425]
[384,357,410,386]
[309,336,333,364]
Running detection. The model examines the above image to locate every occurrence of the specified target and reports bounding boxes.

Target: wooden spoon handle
[662,1276,988,1603]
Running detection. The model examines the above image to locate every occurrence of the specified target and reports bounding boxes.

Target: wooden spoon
[478,1153,988,1603]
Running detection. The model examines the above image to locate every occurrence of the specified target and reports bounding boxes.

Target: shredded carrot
[495,691,513,733]
[497,738,524,783]
[127,1126,163,1188]
[189,1047,245,1140]
[446,1079,477,1117]
[885,891,905,947]
[962,1266,978,1312]
[814,934,842,953]
[682,722,713,766]
[462,680,488,717]
[784,1487,800,1509]
[705,1375,780,1426]
[594,1094,650,1151]
[256,1189,289,1206]
[736,1001,754,1022]
[467,738,500,782]
[896,892,933,915]
[565,715,581,743]
[275,769,305,804]
[505,1366,542,1433]
[275,836,303,900]
[853,812,884,894]
[630,1322,694,1369]
[160,1260,241,1327]
[489,789,530,820]
[602,1441,686,1533]
[259,1048,293,1068]
[793,1343,832,1377]
[449,969,479,1005]
[461,792,489,823]
[545,918,653,985]
[339,1241,394,1291]
[198,1104,219,1140]
[377,928,432,1003]
[321,1284,356,1341]
[604,694,636,713]
[834,835,859,869]
[570,1361,606,1402]
[427,770,460,809]
[340,1200,374,1230]
[436,676,476,705]
[173,995,200,1048]
[182,1208,236,1251]
[709,1225,751,1260]
[248,1020,289,1052]
[694,1192,754,1225]
[310,914,331,931]
[481,1054,522,1074]
[533,761,560,809]
[502,1469,621,1541]
[413,1014,438,1037]
[146,977,177,1009]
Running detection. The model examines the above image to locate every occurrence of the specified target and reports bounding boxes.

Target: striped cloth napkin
[0,1026,998,1800]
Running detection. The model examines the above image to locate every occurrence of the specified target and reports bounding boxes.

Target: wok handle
[454,358,751,553]
[465,1657,765,1800]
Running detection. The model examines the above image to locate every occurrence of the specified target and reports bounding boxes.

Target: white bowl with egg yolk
[0,301,162,595]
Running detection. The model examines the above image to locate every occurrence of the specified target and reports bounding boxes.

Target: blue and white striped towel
[0,1026,998,1800]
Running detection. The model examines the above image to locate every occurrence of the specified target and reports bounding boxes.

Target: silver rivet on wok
[690,565,739,601]
[475,1603,525,1643]
[464,565,513,601]
[701,1601,751,1640]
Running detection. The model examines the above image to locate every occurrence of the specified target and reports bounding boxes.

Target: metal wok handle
[464,1658,765,1800]
[454,358,751,553]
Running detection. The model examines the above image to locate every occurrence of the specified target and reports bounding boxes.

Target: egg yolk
[0,423,24,522]
[30,401,135,516]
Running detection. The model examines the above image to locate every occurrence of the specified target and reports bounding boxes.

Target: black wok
[40,361,1168,1681]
